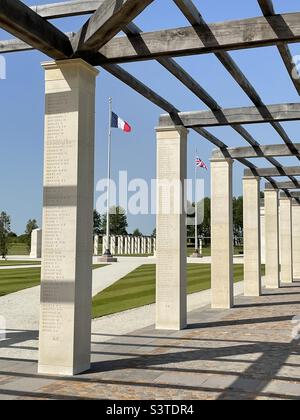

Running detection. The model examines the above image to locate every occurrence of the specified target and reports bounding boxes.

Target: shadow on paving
[0,285,300,399]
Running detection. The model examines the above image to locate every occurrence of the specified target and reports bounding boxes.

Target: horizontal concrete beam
[159,103,300,128]
[245,166,300,177]
[266,181,300,190]
[0,0,73,59]
[212,144,300,160]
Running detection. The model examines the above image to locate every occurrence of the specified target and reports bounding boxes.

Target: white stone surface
[211,158,234,309]
[265,189,280,289]
[292,204,300,279]
[156,126,187,330]
[30,229,42,259]
[280,198,293,283]
[38,59,99,376]
[94,235,99,256]
[243,177,261,296]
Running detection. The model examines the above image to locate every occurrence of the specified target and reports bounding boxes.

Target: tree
[233,197,243,246]
[25,219,38,251]
[93,210,102,236]
[152,228,156,237]
[0,212,11,259]
[133,229,142,237]
[101,206,128,235]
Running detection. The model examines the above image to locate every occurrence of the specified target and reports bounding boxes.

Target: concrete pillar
[265,189,280,289]
[124,236,129,255]
[292,203,300,279]
[280,197,293,283]
[243,176,261,296]
[134,237,139,254]
[39,60,98,376]
[30,229,42,259]
[142,237,147,254]
[137,237,141,254]
[118,236,123,255]
[156,126,187,330]
[102,236,108,255]
[260,206,265,264]
[93,235,99,256]
[147,237,152,254]
[110,236,116,256]
[211,158,234,309]
[130,237,135,255]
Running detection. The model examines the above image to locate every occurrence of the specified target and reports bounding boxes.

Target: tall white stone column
[124,236,129,255]
[211,158,234,309]
[265,188,280,289]
[38,60,98,376]
[243,176,261,296]
[156,126,188,330]
[93,235,99,256]
[292,203,300,279]
[110,236,116,256]
[30,229,43,259]
[280,197,293,283]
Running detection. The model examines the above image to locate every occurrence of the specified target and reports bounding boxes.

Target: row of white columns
[37,56,298,377]
[156,130,300,331]
[97,235,155,256]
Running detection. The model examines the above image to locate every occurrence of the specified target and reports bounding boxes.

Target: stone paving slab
[1,283,300,399]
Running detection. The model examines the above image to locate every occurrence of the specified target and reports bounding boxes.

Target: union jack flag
[196,157,208,170]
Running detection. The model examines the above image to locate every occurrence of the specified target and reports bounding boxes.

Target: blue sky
[1,0,300,235]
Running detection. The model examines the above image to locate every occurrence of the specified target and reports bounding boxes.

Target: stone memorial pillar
[30,229,42,259]
[137,237,141,254]
[156,126,188,330]
[280,197,293,283]
[265,188,280,288]
[260,206,266,264]
[38,60,98,376]
[142,237,147,254]
[93,235,99,256]
[292,203,300,279]
[110,236,116,256]
[211,158,234,309]
[130,237,135,255]
[243,176,261,296]
[118,236,123,255]
[124,236,129,255]
[147,237,152,254]
[102,235,108,255]
[134,237,139,254]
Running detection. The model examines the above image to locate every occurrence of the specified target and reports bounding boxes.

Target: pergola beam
[88,12,300,63]
[72,0,154,53]
[159,103,300,128]
[266,181,300,190]
[245,166,300,178]
[30,0,103,19]
[212,144,300,160]
[258,0,300,96]
[175,0,300,167]
[0,0,73,59]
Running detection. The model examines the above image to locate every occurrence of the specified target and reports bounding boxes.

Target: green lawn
[187,246,244,257]
[0,264,106,297]
[92,263,263,319]
[0,268,41,297]
[7,243,29,256]
[0,260,41,266]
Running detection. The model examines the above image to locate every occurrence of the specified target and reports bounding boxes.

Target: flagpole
[105,97,113,257]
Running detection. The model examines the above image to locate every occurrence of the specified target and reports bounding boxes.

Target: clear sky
[1,0,300,235]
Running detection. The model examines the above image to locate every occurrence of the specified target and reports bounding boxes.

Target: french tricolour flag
[111,112,132,133]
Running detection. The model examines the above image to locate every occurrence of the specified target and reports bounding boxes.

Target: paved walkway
[1,282,300,399]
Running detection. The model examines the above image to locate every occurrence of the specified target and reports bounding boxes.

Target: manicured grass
[8,243,29,256]
[0,264,106,297]
[0,260,41,266]
[0,268,41,297]
[92,263,264,319]
[186,246,244,257]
